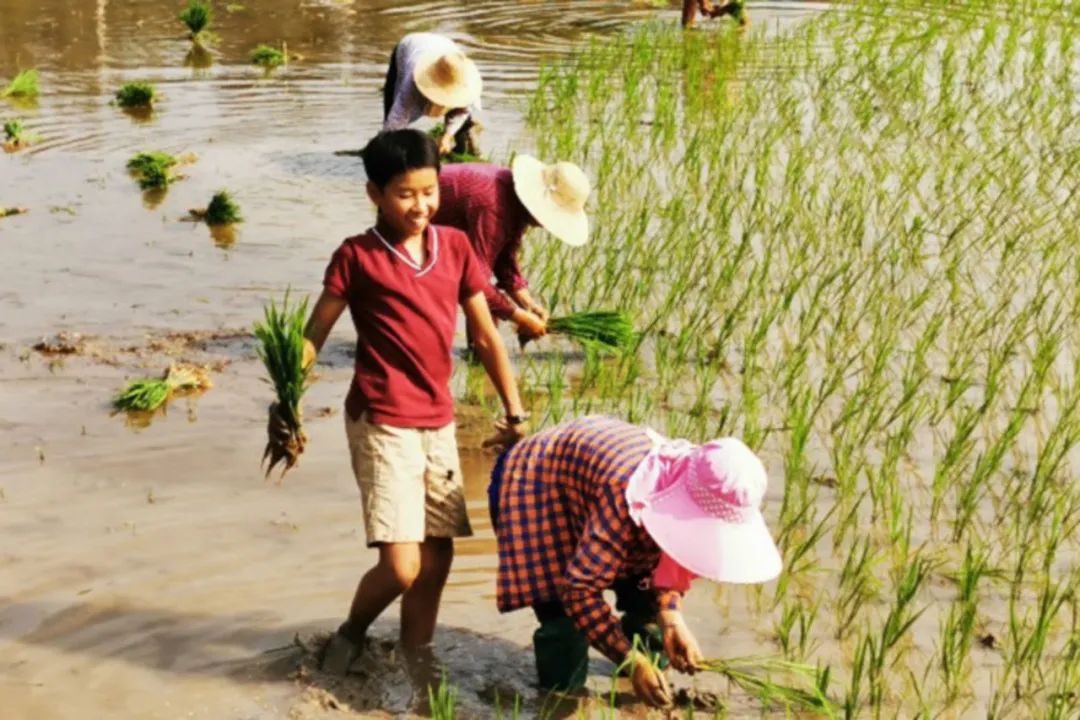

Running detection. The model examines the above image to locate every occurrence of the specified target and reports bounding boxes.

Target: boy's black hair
[361,129,440,189]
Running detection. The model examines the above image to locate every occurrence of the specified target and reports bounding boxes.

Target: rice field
[497,0,1080,715]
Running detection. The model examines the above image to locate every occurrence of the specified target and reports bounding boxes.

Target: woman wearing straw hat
[383,32,483,157]
[682,0,748,28]
[486,415,782,708]
[432,155,591,341]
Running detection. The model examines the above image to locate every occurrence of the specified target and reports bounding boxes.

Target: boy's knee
[380,550,422,592]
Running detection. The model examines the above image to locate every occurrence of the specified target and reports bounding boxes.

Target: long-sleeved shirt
[383,32,481,137]
[432,164,531,321]
[493,416,684,664]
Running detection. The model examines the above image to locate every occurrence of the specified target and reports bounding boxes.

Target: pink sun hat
[638,437,782,585]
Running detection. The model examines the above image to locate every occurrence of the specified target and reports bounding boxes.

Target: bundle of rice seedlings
[535,311,636,353]
[115,82,156,109]
[179,0,213,41]
[112,363,212,412]
[699,656,834,714]
[250,44,286,68]
[0,207,29,218]
[2,69,39,98]
[189,190,242,225]
[127,151,180,190]
[254,292,311,477]
[4,119,23,142]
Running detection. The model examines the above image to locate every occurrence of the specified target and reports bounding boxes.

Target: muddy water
[2,2,821,717]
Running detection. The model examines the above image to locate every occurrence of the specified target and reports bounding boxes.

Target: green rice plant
[126,151,179,190]
[112,364,211,412]
[179,0,212,41]
[2,69,39,98]
[3,119,23,142]
[427,670,457,720]
[250,44,286,68]
[699,656,834,714]
[254,291,310,477]
[115,82,156,108]
[191,190,242,225]
[538,311,635,354]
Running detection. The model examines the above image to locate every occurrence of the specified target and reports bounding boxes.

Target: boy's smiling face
[368,167,440,239]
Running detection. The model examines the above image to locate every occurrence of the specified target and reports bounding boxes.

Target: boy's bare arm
[462,292,525,419]
[303,290,349,357]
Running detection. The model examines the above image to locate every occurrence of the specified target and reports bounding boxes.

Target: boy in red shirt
[271,129,528,674]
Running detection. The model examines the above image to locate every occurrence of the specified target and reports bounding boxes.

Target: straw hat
[413,51,482,110]
[637,438,782,585]
[511,155,591,247]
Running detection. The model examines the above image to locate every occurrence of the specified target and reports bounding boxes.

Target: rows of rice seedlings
[515,0,1080,715]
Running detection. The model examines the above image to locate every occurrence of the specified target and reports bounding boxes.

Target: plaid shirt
[493,416,683,664]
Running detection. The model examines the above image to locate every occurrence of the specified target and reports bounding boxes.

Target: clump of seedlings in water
[2,119,38,151]
[250,43,287,69]
[115,82,157,109]
[112,363,212,413]
[179,0,213,43]
[190,190,242,226]
[126,151,181,190]
[1,69,39,98]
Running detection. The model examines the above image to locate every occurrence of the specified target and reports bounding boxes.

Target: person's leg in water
[323,541,423,673]
[531,601,590,691]
[451,115,481,157]
[614,577,668,669]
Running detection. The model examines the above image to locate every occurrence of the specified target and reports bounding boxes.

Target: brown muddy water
[1,2,822,718]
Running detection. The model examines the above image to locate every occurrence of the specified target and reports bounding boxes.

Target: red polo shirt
[433,164,533,321]
[323,224,487,427]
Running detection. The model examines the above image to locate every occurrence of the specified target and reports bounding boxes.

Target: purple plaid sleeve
[558,481,636,664]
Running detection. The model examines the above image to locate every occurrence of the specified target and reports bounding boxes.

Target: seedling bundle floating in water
[250,44,287,68]
[2,119,38,151]
[115,82,157,109]
[112,363,213,413]
[190,191,242,225]
[179,0,213,42]
[254,292,311,478]
[127,151,180,190]
[2,69,39,98]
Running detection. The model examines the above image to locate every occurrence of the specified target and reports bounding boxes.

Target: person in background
[487,415,783,707]
[433,155,592,342]
[383,32,483,157]
[682,0,749,28]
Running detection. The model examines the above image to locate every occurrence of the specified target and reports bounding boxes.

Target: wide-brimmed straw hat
[638,438,782,585]
[511,155,590,247]
[413,50,482,109]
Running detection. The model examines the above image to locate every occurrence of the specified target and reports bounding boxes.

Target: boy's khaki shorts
[345,413,472,546]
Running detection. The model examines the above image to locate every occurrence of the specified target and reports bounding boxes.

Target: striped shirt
[433,164,531,321]
[493,416,683,663]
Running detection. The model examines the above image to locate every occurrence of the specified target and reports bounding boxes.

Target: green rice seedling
[126,151,179,190]
[0,206,29,218]
[254,292,310,477]
[3,119,23,143]
[250,44,286,68]
[190,190,242,226]
[115,82,156,108]
[427,670,457,720]
[534,311,635,354]
[179,0,212,41]
[2,69,39,98]
[699,656,834,714]
[111,363,212,412]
